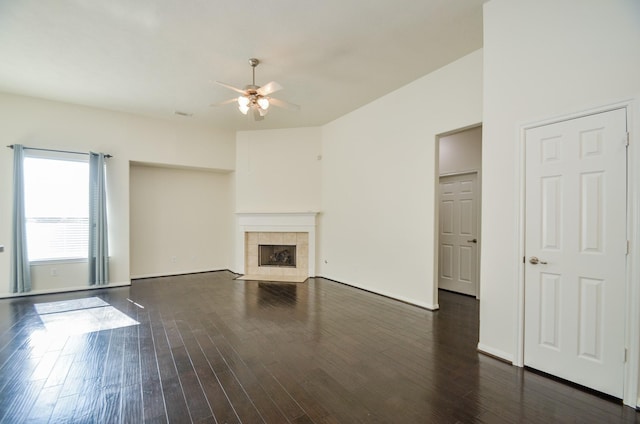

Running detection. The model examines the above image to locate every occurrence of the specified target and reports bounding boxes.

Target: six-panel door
[524,108,627,398]
[439,172,479,297]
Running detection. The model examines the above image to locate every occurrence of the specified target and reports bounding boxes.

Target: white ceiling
[0,0,486,131]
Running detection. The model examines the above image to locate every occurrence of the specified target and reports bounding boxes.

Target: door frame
[434,123,483,308]
[514,99,640,407]
[438,171,481,298]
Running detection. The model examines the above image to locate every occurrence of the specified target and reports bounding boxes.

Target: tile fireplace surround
[235,213,318,280]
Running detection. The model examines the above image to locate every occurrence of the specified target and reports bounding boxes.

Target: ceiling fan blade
[253,107,264,121]
[257,81,283,96]
[215,81,247,95]
[210,98,237,107]
[269,97,301,111]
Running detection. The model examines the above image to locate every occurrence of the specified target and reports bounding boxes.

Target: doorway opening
[436,125,482,299]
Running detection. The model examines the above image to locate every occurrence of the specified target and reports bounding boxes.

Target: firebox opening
[259,245,296,267]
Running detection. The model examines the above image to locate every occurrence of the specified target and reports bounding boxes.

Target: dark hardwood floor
[0,271,638,423]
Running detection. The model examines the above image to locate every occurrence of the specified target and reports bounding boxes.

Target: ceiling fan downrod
[249,58,259,87]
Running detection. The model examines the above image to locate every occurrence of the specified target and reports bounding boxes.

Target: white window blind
[23,154,89,261]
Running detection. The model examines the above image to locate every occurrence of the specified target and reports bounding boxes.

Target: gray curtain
[89,152,109,285]
[10,144,31,293]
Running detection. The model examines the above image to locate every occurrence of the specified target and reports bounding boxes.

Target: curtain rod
[6,144,112,158]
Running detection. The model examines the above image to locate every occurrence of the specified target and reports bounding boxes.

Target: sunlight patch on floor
[34,297,108,314]
[34,297,139,335]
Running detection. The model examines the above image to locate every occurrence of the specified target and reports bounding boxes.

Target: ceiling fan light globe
[237,96,250,107]
[257,97,270,110]
[239,104,249,115]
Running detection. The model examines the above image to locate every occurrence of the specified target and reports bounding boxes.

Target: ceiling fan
[213,58,299,121]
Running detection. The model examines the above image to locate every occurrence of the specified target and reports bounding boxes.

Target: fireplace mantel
[235,212,318,277]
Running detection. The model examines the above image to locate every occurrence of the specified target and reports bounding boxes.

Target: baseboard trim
[477,343,514,364]
[130,269,237,280]
[0,281,131,299]
[315,275,439,310]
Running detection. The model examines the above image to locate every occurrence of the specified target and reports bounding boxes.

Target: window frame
[23,150,91,264]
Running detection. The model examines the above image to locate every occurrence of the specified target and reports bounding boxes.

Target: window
[23,153,89,261]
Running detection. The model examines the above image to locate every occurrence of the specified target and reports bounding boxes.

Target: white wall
[129,164,233,278]
[439,126,482,175]
[0,92,235,297]
[319,50,483,309]
[481,0,640,377]
[235,127,322,213]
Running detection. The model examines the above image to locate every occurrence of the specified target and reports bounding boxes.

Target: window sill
[30,258,88,266]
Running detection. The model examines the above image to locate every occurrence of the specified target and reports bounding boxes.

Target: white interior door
[524,108,628,398]
[438,173,479,297]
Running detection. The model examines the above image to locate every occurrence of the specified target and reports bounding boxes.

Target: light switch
[0,245,4,253]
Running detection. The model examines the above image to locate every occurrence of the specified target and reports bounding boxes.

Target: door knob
[467,238,478,243]
[529,256,548,265]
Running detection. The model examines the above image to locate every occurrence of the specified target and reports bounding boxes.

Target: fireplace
[259,245,296,267]
[244,232,308,277]
[236,212,318,281]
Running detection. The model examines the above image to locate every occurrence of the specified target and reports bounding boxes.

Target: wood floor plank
[26,385,62,423]
[141,379,167,423]
[245,358,306,421]
[44,353,74,388]
[226,364,289,423]
[301,368,385,424]
[266,361,333,423]
[29,349,61,382]
[58,360,93,398]
[176,366,213,422]
[98,383,122,424]
[0,378,45,423]
[0,345,37,395]
[216,369,265,423]
[122,322,142,388]
[72,383,102,423]
[48,393,79,424]
[102,329,125,388]
[195,364,241,424]
[121,383,144,424]
[161,375,191,423]
[194,332,230,376]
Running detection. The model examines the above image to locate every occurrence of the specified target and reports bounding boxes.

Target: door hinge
[626,132,630,147]
[624,348,628,363]
[626,240,631,255]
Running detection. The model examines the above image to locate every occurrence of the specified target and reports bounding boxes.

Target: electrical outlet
[51,268,58,277]
[171,256,177,263]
